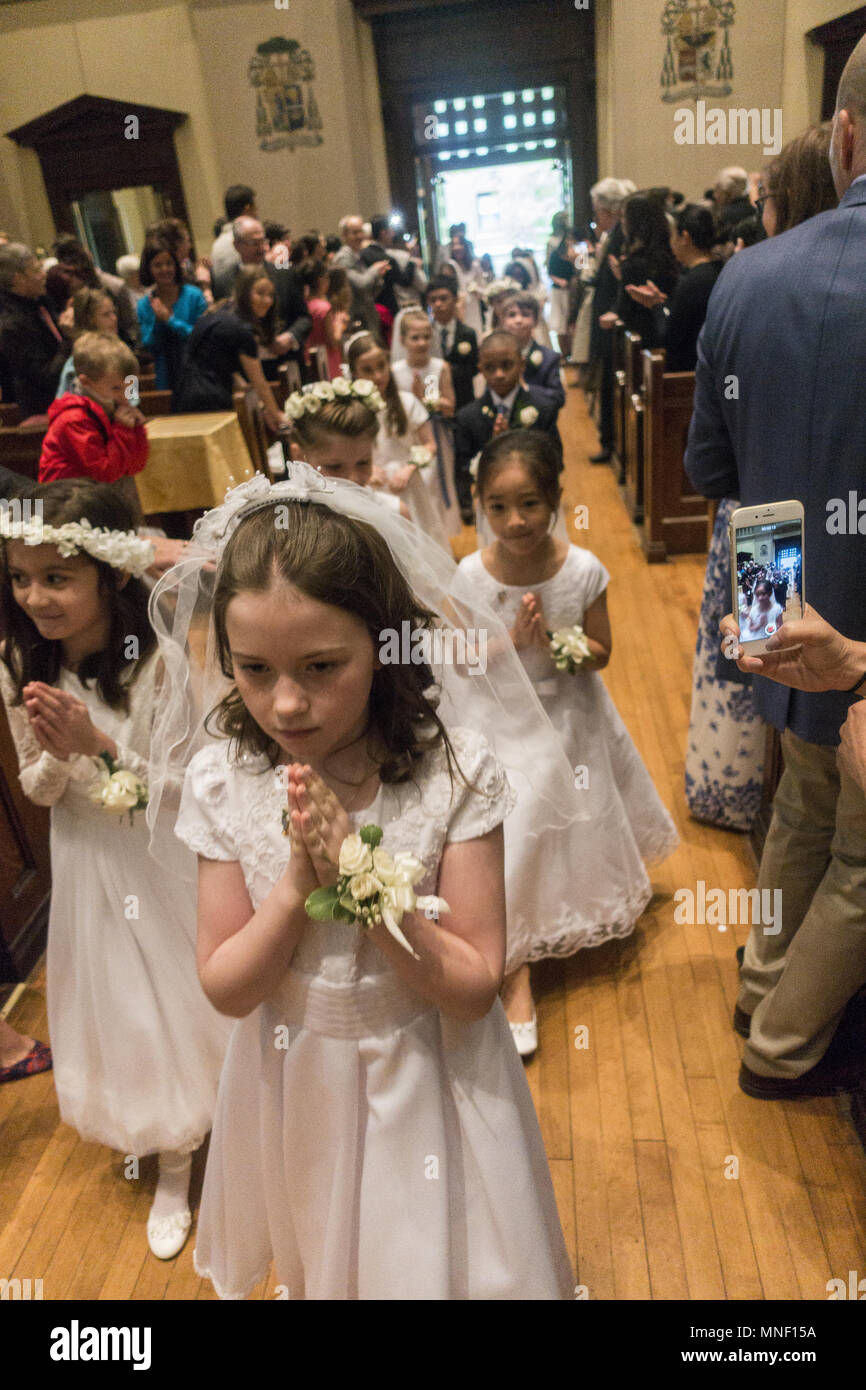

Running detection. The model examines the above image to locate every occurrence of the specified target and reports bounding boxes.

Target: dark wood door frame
[6,94,191,241]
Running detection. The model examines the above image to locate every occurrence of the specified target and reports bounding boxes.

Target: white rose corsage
[457,340,472,355]
[408,444,434,470]
[88,751,148,824]
[519,405,540,427]
[529,349,544,367]
[548,625,594,673]
[423,391,441,415]
[300,824,449,958]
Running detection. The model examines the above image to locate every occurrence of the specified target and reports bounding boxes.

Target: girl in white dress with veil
[157,466,577,1299]
[454,432,678,1053]
[348,333,452,552]
[0,479,231,1261]
[391,309,461,538]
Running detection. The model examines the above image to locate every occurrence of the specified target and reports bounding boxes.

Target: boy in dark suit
[498,292,566,413]
[425,275,478,410]
[454,330,561,521]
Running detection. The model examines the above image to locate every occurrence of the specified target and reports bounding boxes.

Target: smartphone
[729,500,804,655]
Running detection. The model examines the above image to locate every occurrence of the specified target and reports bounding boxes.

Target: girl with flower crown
[454,432,678,1057]
[0,479,231,1261]
[156,464,579,1299]
[347,333,452,553]
[284,378,409,523]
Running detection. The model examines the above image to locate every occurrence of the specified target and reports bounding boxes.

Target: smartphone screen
[732,510,803,645]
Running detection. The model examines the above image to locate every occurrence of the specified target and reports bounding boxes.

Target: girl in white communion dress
[0,479,231,1262]
[151,465,582,1299]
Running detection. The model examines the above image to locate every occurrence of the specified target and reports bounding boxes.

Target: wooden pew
[623,331,644,523]
[0,425,47,483]
[0,403,22,428]
[137,390,173,418]
[233,387,271,477]
[641,349,711,562]
[611,319,627,483]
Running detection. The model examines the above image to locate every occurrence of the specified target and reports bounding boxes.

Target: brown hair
[71,288,115,334]
[231,265,277,347]
[347,333,408,437]
[290,398,380,452]
[204,502,481,796]
[498,291,540,323]
[326,266,351,314]
[476,429,562,512]
[0,479,155,711]
[764,124,837,235]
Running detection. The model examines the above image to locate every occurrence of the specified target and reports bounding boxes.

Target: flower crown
[481,276,523,301]
[284,377,386,421]
[0,515,155,578]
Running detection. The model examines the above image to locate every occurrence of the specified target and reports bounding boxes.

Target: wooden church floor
[2,381,865,1301]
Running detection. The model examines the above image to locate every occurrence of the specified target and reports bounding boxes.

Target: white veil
[146,463,589,882]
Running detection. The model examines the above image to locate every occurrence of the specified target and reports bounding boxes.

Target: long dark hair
[232,266,277,347]
[347,333,408,438]
[0,480,156,711]
[623,195,678,280]
[205,502,481,797]
[139,238,183,289]
[476,429,562,511]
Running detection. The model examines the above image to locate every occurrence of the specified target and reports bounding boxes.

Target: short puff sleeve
[444,727,517,844]
[175,744,239,861]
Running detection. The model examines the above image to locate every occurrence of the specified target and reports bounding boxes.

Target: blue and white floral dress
[684,499,766,831]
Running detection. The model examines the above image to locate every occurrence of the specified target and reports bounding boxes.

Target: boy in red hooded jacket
[39,332,149,485]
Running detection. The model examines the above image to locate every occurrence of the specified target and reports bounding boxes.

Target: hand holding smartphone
[729,500,804,657]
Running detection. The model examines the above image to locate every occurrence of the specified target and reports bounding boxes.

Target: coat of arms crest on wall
[248,37,324,151]
[661,1,735,104]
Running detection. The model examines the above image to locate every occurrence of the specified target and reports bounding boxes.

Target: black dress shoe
[739,1052,866,1100]
[589,449,612,463]
[459,507,475,527]
[735,945,745,968]
[733,1004,751,1038]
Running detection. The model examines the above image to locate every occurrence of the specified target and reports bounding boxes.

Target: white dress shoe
[509,1012,538,1058]
[147,1208,192,1260]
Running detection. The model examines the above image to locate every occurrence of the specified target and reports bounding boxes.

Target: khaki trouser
[739,727,866,1078]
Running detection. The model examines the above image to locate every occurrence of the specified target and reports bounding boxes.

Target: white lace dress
[0,650,232,1155]
[174,726,574,1300]
[454,547,679,968]
[373,389,453,552]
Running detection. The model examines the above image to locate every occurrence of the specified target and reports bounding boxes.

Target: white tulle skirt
[503,669,679,971]
[193,971,574,1300]
[46,801,232,1155]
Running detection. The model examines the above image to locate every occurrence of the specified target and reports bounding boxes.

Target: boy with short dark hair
[425,275,478,410]
[498,292,565,413]
[453,330,561,519]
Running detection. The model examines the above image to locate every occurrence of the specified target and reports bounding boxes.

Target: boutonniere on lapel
[529,349,544,367]
[519,405,540,426]
[482,405,495,419]
[457,340,472,355]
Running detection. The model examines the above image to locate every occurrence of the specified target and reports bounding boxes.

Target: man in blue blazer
[454,330,561,520]
[685,38,866,1099]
